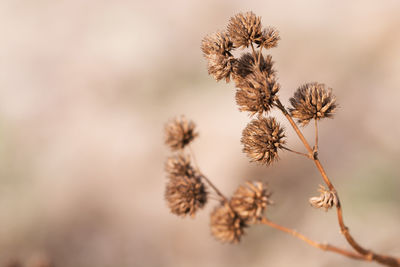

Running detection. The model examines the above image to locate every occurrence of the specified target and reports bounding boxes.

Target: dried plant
[163,11,400,266]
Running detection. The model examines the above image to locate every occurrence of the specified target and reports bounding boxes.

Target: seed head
[202,32,236,82]
[241,117,286,165]
[164,116,198,151]
[230,181,272,222]
[255,27,280,49]
[227,12,262,48]
[233,52,275,80]
[289,82,337,126]
[235,69,279,116]
[309,185,338,211]
[210,203,246,243]
[165,153,197,180]
[165,175,208,217]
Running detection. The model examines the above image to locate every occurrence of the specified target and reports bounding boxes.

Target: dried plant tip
[235,69,280,116]
[230,181,272,222]
[255,27,280,49]
[309,185,338,211]
[165,153,197,179]
[289,82,337,126]
[227,12,262,48]
[202,32,236,82]
[210,203,246,243]
[165,175,208,217]
[164,116,198,151]
[241,117,286,165]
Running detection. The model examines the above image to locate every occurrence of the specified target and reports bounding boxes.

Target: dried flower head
[210,203,246,243]
[230,181,272,221]
[309,185,338,211]
[165,153,197,179]
[164,116,198,151]
[241,117,286,165]
[255,27,280,49]
[165,175,208,217]
[227,12,262,48]
[289,82,337,126]
[235,69,280,115]
[233,52,275,80]
[202,32,236,82]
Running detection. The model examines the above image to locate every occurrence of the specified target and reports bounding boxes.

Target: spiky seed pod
[289,82,337,126]
[233,52,275,80]
[210,203,246,243]
[201,32,233,57]
[241,117,286,165]
[164,116,198,151]
[230,181,272,222]
[255,27,280,49]
[165,153,197,180]
[235,69,280,116]
[201,32,236,82]
[165,175,208,217]
[309,185,338,211]
[227,12,262,48]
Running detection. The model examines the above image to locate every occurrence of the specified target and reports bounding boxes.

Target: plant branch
[282,146,311,159]
[274,98,400,267]
[259,217,369,262]
[188,145,228,203]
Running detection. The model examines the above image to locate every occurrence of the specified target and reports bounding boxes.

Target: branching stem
[259,217,370,261]
[274,98,400,267]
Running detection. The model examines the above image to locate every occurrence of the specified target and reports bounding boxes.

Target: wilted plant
[163,12,400,266]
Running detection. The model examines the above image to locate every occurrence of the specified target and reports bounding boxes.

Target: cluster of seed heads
[164,116,272,243]
[164,11,339,245]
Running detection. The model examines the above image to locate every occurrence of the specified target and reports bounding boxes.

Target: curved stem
[188,145,228,203]
[275,99,400,266]
[282,146,311,159]
[259,217,369,261]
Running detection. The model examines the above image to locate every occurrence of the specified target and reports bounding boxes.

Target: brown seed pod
[241,117,286,165]
[210,203,246,243]
[227,12,262,48]
[255,27,280,49]
[309,185,338,211]
[164,116,198,151]
[165,175,208,217]
[165,153,197,180]
[201,32,236,82]
[289,82,337,126]
[233,52,275,80]
[230,181,272,222]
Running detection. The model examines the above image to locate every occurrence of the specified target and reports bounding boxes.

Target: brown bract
[164,116,198,151]
[289,82,337,126]
[309,185,338,211]
[241,117,286,165]
[230,181,272,222]
[210,204,246,243]
[165,175,208,217]
[227,12,262,48]
[165,153,197,180]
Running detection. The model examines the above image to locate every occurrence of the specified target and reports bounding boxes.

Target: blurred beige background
[0,0,400,266]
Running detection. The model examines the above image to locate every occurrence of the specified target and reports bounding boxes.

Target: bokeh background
[1,1,400,266]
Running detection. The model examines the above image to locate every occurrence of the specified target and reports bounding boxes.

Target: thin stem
[314,119,319,152]
[257,43,264,65]
[282,146,312,159]
[275,99,400,266]
[259,217,369,261]
[250,43,257,62]
[188,145,228,203]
